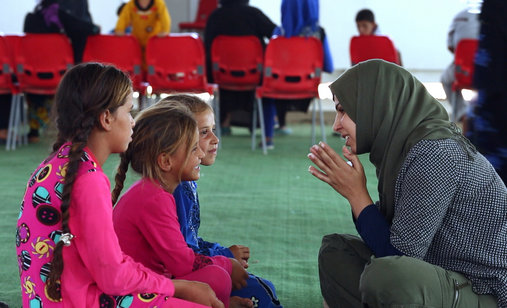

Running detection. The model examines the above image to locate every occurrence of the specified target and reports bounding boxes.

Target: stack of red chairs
[145,33,217,104]
[211,35,264,147]
[255,36,326,153]
[0,35,23,150]
[82,34,147,107]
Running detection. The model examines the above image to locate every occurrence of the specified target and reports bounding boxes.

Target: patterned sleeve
[390,141,461,259]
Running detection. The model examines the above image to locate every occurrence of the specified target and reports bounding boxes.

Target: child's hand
[172,279,224,308]
[229,245,249,268]
[229,258,249,290]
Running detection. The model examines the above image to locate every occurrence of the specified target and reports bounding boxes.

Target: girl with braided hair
[15,62,223,308]
[111,100,251,308]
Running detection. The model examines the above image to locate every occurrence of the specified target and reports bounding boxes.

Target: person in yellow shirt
[115,0,171,48]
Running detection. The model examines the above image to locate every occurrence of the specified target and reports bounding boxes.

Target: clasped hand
[308,142,373,218]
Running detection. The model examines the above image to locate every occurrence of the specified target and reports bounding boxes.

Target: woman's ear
[157,152,172,172]
[99,109,114,131]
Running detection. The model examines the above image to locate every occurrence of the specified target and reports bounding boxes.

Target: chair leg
[451,90,458,122]
[21,95,28,145]
[257,97,267,155]
[311,98,317,145]
[318,98,326,143]
[251,98,258,151]
[6,94,21,150]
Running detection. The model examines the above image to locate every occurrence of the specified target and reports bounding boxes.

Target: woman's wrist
[349,192,373,219]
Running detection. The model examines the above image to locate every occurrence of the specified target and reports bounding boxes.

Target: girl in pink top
[15,63,223,308]
[111,101,252,308]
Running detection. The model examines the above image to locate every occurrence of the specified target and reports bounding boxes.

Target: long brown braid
[111,102,198,204]
[46,63,132,300]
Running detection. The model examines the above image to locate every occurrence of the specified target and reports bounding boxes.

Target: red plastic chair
[255,36,325,153]
[452,39,478,91]
[211,35,264,144]
[179,0,218,31]
[145,34,217,115]
[2,35,27,150]
[82,34,145,106]
[450,39,478,121]
[16,34,74,95]
[349,35,400,65]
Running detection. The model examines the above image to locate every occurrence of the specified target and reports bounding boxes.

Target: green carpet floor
[0,124,378,307]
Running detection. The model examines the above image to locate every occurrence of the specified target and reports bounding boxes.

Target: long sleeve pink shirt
[17,144,175,308]
[113,178,232,278]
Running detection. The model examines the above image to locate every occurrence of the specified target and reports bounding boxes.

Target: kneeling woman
[308,60,506,308]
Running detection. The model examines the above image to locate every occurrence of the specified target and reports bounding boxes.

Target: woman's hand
[230,258,249,290]
[308,142,373,218]
[229,245,250,268]
[172,279,224,308]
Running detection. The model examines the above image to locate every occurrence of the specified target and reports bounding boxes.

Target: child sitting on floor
[112,101,252,308]
[15,62,220,308]
[170,94,283,308]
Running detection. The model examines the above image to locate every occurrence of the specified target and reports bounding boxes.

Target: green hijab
[329,60,471,223]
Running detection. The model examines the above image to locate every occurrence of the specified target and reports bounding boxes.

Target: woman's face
[332,97,357,154]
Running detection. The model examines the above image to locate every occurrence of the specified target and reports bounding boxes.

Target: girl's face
[110,94,135,153]
[332,98,357,154]
[194,110,219,166]
[174,129,205,182]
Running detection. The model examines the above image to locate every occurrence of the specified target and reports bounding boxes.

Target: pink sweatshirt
[113,178,232,278]
[17,144,175,307]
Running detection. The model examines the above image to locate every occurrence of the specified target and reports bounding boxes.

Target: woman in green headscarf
[308,60,506,308]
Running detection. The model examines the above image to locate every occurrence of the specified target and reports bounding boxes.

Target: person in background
[23,0,101,142]
[355,9,380,36]
[204,0,277,138]
[15,62,222,308]
[441,4,481,123]
[270,0,334,138]
[309,60,506,308]
[24,0,100,63]
[467,0,507,183]
[353,8,402,67]
[114,0,170,50]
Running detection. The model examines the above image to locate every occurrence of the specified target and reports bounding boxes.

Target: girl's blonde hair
[160,94,213,115]
[112,102,198,204]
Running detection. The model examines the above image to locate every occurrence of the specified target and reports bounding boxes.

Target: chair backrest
[259,36,323,99]
[453,39,479,90]
[0,36,13,94]
[82,34,143,90]
[146,34,210,93]
[16,34,74,94]
[179,0,218,30]
[211,35,263,90]
[349,35,400,65]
